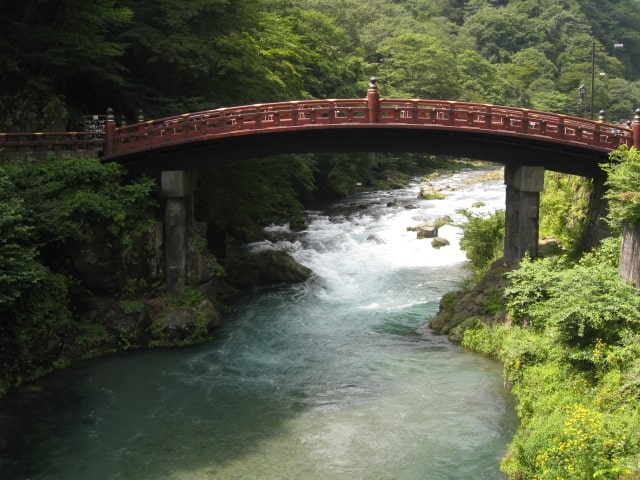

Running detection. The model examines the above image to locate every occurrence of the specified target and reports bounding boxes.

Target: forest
[3,0,640,128]
[4,0,640,478]
[4,0,640,229]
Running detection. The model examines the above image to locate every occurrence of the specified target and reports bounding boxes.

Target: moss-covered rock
[225,249,313,289]
[429,258,517,342]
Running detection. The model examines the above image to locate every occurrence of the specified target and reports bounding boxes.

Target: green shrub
[539,171,591,253]
[504,242,640,352]
[0,157,158,390]
[460,322,508,358]
[456,208,505,274]
[603,146,640,230]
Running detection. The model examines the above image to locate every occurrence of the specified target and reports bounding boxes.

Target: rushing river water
[0,167,516,480]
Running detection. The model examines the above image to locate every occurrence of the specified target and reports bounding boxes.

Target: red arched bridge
[2,79,638,296]
[1,80,639,178]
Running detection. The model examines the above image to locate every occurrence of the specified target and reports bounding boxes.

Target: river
[0,167,516,479]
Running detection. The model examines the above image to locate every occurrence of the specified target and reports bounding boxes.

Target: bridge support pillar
[504,165,544,261]
[161,170,197,298]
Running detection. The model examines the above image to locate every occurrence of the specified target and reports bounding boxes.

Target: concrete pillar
[503,165,545,260]
[161,170,197,297]
[620,223,640,287]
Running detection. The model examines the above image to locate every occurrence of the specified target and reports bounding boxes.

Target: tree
[0,175,43,306]
[459,5,542,63]
[0,0,133,129]
[457,208,505,274]
[377,32,459,99]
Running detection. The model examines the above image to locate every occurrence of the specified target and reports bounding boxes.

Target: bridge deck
[102,99,631,158]
[0,98,634,177]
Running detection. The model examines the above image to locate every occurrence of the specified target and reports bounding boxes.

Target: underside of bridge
[114,126,610,179]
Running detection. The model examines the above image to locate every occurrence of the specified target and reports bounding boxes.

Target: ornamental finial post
[367,77,380,123]
[104,107,116,157]
[633,108,640,149]
[598,110,606,123]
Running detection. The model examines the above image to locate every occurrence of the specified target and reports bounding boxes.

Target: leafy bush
[460,322,507,358]
[0,157,158,391]
[603,146,640,230]
[505,245,640,349]
[461,235,640,479]
[0,174,43,306]
[456,208,505,274]
[504,254,570,328]
[539,172,592,252]
[2,157,156,256]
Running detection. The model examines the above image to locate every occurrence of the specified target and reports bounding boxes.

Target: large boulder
[431,237,450,249]
[148,300,218,344]
[416,221,439,239]
[226,249,312,288]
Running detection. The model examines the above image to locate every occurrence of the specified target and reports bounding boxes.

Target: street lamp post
[589,40,624,119]
[578,84,587,116]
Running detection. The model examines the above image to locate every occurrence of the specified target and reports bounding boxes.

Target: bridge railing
[378,99,634,149]
[0,98,634,158]
[106,99,633,157]
[0,131,105,155]
[108,99,373,155]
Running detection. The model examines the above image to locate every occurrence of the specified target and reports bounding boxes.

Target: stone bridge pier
[504,165,545,260]
[158,165,546,296]
[161,170,197,297]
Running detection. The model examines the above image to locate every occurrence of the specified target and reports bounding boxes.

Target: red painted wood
[0,99,634,159]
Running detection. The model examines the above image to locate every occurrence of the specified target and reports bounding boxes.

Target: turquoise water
[0,169,515,479]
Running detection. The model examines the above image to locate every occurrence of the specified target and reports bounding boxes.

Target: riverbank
[433,236,640,478]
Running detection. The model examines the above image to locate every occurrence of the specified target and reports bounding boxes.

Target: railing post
[633,109,640,149]
[104,107,116,157]
[598,110,606,123]
[367,77,380,123]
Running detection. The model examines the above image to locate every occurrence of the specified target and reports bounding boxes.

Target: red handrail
[0,99,633,159]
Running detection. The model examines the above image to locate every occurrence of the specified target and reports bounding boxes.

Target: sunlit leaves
[377,32,459,99]
[603,146,640,229]
[456,208,505,274]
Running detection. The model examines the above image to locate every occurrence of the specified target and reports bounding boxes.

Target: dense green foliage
[456,207,506,274]
[462,238,640,479]
[457,147,640,478]
[539,172,593,253]
[603,146,640,230]
[0,158,156,394]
